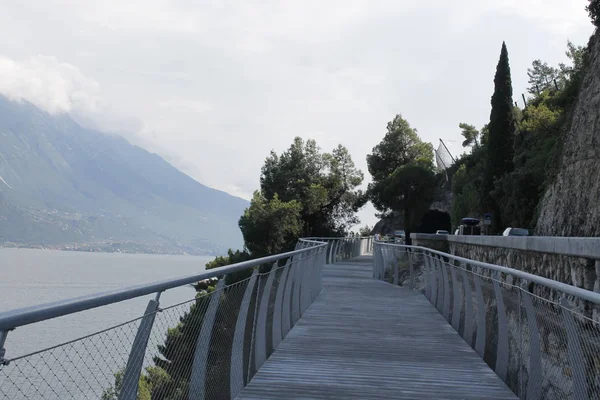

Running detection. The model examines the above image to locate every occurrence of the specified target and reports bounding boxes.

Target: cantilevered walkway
[236,255,516,399]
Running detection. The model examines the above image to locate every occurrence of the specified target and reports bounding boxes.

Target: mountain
[0,95,248,255]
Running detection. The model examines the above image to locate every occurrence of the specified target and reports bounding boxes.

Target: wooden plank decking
[236,256,517,399]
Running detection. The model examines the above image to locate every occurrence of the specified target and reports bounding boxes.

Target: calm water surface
[0,248,213,358]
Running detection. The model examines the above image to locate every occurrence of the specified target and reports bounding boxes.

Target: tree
[358,225,373,236]
[526,60,559,94]
[483,42,516,231]
[369,162,436,245]
[366,115,433,182]
[238,192,302,257]
[260,137,364,236]
[367,114,436,245]
[587,0,600,26]
[459,123,480,148]
[558,41,588,88]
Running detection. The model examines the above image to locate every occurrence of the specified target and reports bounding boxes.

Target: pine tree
[483,42,516,230]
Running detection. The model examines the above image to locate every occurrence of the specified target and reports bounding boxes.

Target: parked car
[435,230,450,235]
[502,227,529,236]
[458,218,481,235]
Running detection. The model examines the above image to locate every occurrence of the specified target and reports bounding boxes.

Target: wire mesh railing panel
[0,316,140,399]
[0,239,333,400]
[372,242,600,400]
[572,308,600,400]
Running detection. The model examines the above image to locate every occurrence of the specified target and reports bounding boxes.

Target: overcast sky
[0,0,595,229]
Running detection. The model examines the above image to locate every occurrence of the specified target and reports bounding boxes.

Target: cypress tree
[483,42,516,231]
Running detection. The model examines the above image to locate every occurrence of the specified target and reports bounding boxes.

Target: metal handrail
[373,240,600,399]
[0,241,326,332]
[374,241,600,305]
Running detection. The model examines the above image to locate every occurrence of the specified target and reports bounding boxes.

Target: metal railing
[373,241,600,400]
[0,237,369,400]
[304,236,373,264]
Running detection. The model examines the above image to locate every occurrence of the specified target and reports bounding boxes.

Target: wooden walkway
[236,256,517,399]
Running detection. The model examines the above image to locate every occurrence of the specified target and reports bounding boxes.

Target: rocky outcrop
[372,211,404,235]
[537,31,600,236]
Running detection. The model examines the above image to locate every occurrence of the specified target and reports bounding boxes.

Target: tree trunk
[404,207,412,246]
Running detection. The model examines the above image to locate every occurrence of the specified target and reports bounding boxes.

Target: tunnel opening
[416,209,451,234]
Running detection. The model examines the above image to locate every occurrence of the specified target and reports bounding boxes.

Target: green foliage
[367,114,436,244]
[204,248,253,285]
[366,114,434,182]
[111,136,365,400]
[205,248,252,270]
[239,192,302,257]
[587,0,600,26]
[371,162,436,226]
[452,39,588,232]
[358,225,373,236]
[260,137,364,236]
[449,148,486,227]
[101,369,154,400]
[459,123,480,148]
[527,60,559,94]
[483,42,517,230]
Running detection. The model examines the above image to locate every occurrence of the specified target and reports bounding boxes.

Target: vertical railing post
[493,271,508,381]
[188,280,225,400]
[521,282,541,400]
[230,270,258,399]
[441,258,451,322]
[430,255,438,307]
[408,249,415,290]
[473,271,486,358]
[392,248,399,286]
[561,297,587,400]
[292,249,303,325]
[450,264,462,332]
[0,330,9,367]
[272,260,291,350]
[254,263,278,372]
[461,265,474,347]
[281,256,296,337]
[119,292,161,400]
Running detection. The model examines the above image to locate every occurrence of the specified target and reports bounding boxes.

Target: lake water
[0,248,214,359]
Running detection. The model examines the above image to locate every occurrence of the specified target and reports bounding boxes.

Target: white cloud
[0,0,595,230]
[0,55,100,115]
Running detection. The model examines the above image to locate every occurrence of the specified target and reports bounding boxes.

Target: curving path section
[235,255,517,400]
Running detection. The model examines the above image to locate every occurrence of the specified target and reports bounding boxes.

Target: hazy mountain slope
[0,96,248,254]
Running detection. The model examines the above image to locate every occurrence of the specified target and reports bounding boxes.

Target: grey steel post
[119,292,162,400]
[561,297,587,400]
[474,272,486,358]
[230,270,258,399]
[281,258,295,337]
[254,263,278,372]
[492,271,508,381]
[272,260,291,350]
[292,251,303,324]
[188,280,225,400]
[441,259,451,322]
[423,254,432,300]
[521,282,541,400]
[450,265,462,332]
[430,255,438,307]
[392,248,399,286]
[0,330,9,366]
[408,249,415,290]
[461,266,474,347]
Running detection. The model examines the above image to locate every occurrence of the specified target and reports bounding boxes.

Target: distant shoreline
[0,242,218,257]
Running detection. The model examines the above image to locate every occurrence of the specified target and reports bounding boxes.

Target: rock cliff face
[537,31,600,236]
